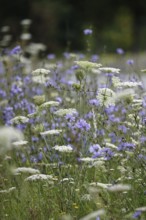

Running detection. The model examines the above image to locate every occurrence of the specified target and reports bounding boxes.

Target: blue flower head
[10,45,22,55]
[100,147,114,160]
[132,210,142,219]
[83,29,93,35]
[116,48,124,55]
[127,59,134,65]
[89,144,101,154]
[74,118,91,132]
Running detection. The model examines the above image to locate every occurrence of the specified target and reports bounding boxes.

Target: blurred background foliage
[1,0,146,53]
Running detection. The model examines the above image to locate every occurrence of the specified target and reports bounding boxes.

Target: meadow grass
[0,44,146,220]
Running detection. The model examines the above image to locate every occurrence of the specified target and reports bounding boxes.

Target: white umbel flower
[0,126,24,154]
[32,75,50,84]
[92,160,105,167]
[97,88,115,107]
[39,101,60,109]
[80,157,95,162]
[53,145,73,153]
[10,116,29,124]
[20,33,32,40]
[13,167,40,175]
[141,69,146,73]
[60,178,74,183]
[99,67,120,74]
[0,187,16,194]
[112,76,121,87]
[81,194,92,201]
[74,61,102,69]
[27,112,38,118]
[91,69,101,74]
[89,182,112,189]
[40,129,62,136]
[105,143,117,149]
[25,174,55,182]
[136,206,146,212]
[132,99,143,109]
[25,43,46,55]
[107,184,131,192]
[128,114,138,121]
[1,26,10,33]
[114,88,135,102]
[32,68,50,75]
[20,19,32,26]
[12,140,28,146]
[132,99,143,104]
[54,108,77,117]
[117,81,142,88]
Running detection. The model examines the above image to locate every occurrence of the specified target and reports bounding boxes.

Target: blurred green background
[1,0,146,53]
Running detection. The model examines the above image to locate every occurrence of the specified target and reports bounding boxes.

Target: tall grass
[0,44,146,220]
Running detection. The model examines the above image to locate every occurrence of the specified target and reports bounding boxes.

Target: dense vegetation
[0,24,146,219]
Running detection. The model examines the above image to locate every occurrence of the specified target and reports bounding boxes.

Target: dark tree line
[1,0,146,52]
